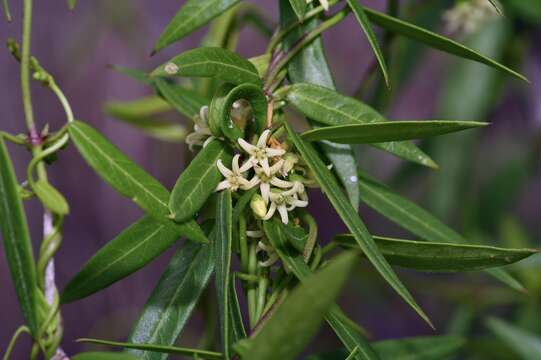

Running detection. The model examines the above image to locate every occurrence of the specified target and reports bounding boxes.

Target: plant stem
[21,0,36,134]
[3,326,31,360]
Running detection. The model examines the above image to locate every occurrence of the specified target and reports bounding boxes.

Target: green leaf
[334,234,538,272]
[68,120,206,243]
[364,8,528,82]
[487,0,503,15]
[357,171,525,291]
[288,0,307,19]
[234,251,358,360]
[285,123,433,328]
[67,0,76,10]
[285,83,436,168]
[154,79,210,119]
[486,317,541,360]
[127,241,214,360]
[153,0,241,53]
[306,335,465,360]
[346,0,389,86]
[169,140,232,223]
[214,191,235,358]
[32,180,70,215]
[77,339,222,360]
[0,137,38,334]
[151,47,262,86]
[208,83,267,140]
[61,216,185,303]
[262,220,379,360]
[72,352,139,360]
[301,121,487,143]
[279,0,360,210]
[110,65,153,86]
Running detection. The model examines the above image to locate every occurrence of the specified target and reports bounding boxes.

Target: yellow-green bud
[282,153,299,174]
[250,193,267,219]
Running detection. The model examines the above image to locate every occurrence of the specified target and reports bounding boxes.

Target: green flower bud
[250,193,267,219]
[282,152,299,174]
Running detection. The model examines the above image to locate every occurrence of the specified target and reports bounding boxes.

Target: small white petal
[260,182,270,204]
[261,157,270,176]
[238,159,253,173]
[277,205,289,224]
[259,252,279,267]
[203,136,215,148]
[216,160,233,177]
[232,154,241,173]
[258,129,271,147]
[215,180,231,192]
[270,177,294,188]
[269,159,284,175]
[262,202,277,220]
[291,199,308,208]
[257,241,274,253]
[266,148,286,157]
[238,138,257,154]
[320,0,329,11]
[243,176,260,190]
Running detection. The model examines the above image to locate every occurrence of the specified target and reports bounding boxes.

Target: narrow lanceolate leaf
[357,172,525,291]
[72,352,139,360]
[285,83,436,168]
[68,120,206,243]
[215,191,234,358]
[32,180,70,215]
[106,96,172,121]
[151,47,261,86]
[170,140,232,223]
[346,0,389,86]
[61,216,186,303]
[302,121,487,143]
[288,0,307,19]
[154,79,209,119]
[127,242,214,360]
[0,137,38,334]
[307,335,465,360]
[486,317,541,360]
[334,234,538,272]
[78,339,222,360]
[280,0,361,210]
[234,252,358,360]
[153,0,241,53]
[364,8,527,82]
[263,220,379,360]
[286,123,433,328]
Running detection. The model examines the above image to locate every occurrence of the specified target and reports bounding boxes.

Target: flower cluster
[215,129,308,224]
[443,0,499,35]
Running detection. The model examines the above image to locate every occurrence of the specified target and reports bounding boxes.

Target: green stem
[255,275,269,321]
[265,7,350,88]
[2,0,11,22]
[0,131,26,145]
[21,0,36,134]
[239,215,249,273]
[3,326,31,360]
[247,242,258,328]
[49,81,74,123]
[27,135,69,188]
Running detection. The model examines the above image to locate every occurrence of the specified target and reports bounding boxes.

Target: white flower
[251,160,293,204]
[238,129,285,176]
[186,106,214,150]
[262,185,308,224]
[443,0,499,35]
[215,154,257,192]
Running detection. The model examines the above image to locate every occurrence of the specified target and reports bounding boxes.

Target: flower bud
[250,193,267,219]
[281,153,299,175]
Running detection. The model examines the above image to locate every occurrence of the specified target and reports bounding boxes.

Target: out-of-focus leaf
[61,216,185,303]
[77,340,221,360]
[486,317,541,360]
[357,171,525,291]
[32,180,69,215]
[72,352,139,360]
[110,65,152,85]
[262,220,379,360]
[151,47,261,86]
[234,251,357,360]
[306,335,465,360]
[285,83,436,168]
[249,54,270,78]
[347,0,388,86]
[215,191,235,358]
[68,121,206,243]
[301,121,486,143]
[169,140,232,223]
[67,0,76,10]
[334,234,538,272]
[505,0,541,23]
[127,241,214,360]
[0,137,38,334]
[364,8,527,82]
[153,0,241,53]
[154,79,209,119]
[286,123,433,328]
[279,0,361,210]
[487,0,503,15]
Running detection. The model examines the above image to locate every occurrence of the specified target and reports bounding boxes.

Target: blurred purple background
[1,0,540,358]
